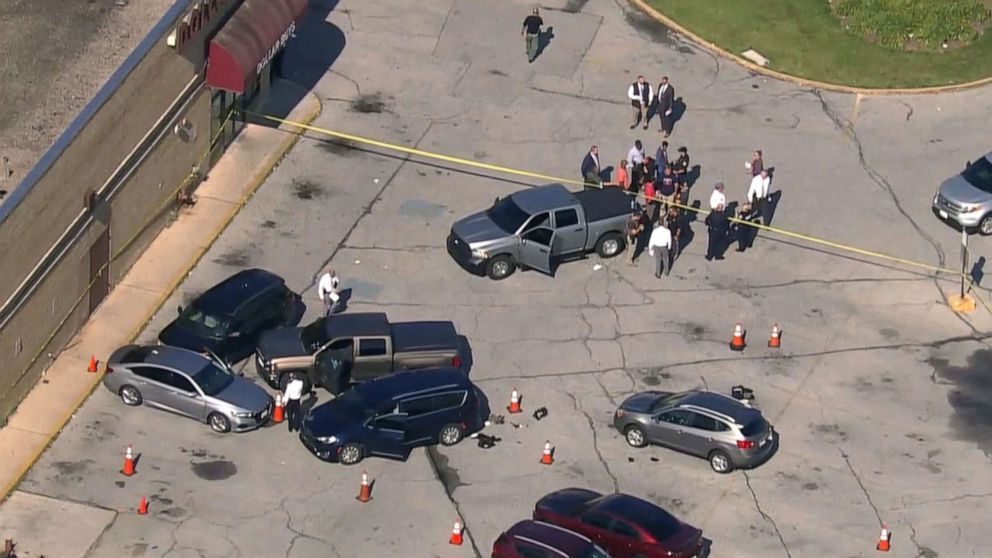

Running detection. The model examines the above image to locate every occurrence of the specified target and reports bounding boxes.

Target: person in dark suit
[734,203,759,252]
[656,76,676,137]
[654,140,669,179]
[581,145,601,187]
[705,187,728,261]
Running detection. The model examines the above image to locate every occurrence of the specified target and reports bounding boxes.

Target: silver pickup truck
[447,184,638,280]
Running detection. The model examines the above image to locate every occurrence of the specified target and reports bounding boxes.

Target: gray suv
[932,153,992,234]
[103,345,273,433]
[612,390,775,473]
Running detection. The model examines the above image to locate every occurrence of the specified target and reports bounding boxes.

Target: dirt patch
[351,93,387,114]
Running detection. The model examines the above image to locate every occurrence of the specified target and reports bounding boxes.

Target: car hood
[620,391,671,413]
[212,377,271,411]
[158,321,221,353]
[451,211,511,244]
[303,400,362,437]
[938,174,991,205]
[256,327,306,359]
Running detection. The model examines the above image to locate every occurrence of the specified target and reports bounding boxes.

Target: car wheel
[625,425,648,448]
[339,443,364,465]
[980,214,992,236]
[439,424,464,446]
[596,233,625,258]
[119,385,142,406]
[709,449,734,474]
[486,255,516,280]
[208,412,231,433]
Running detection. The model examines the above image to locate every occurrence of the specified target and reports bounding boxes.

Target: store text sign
[173,0,232,54]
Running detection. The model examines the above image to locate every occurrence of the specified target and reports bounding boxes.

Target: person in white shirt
[647,220,673,278]
[282,375,306,432]
[627,140,646,187]
[709,182,727,211]
[627,75,654,130]
[747,169,771,224]
[317,268,341,316]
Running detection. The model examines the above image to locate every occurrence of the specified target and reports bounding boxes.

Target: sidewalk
[0,84,321,503]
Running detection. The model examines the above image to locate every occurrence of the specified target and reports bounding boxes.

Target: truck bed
[573,188,637,222]
[391,321,460,354]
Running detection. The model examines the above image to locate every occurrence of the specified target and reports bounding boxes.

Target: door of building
[89,227,111,315]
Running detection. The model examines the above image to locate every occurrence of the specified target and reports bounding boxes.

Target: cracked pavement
[4,0,992,556]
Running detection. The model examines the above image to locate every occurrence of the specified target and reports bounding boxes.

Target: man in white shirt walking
[648,220,673,278]
[709,182,727,211]
[747,169,771,224]
[627,76,654,130]
[282,375,305,432]
[317,268,341,316]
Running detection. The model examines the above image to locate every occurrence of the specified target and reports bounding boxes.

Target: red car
[533,488,703,558]
[493,520,613,558]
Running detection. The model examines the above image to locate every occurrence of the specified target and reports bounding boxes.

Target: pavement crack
[425,446,484,558]
[908,521,939,558]
[743,471,793,558]
[432,0,455,55]
[840,448,883,525]
[564,391,620,493]
[328,69,361,97]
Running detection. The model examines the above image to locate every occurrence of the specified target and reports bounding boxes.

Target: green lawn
[646,0,992,88]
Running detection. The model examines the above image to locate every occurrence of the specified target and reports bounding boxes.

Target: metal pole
[961,228,968,298]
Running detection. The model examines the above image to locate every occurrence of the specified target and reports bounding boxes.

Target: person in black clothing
[522,8,543,63]
[580,145,601,187]
[665,205,684,262]
[625,208,647,266]
[656,76,676,137]
[735,203,760,252]
[705,199,728,261]
[672,146,690,186]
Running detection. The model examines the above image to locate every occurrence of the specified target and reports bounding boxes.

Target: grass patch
[646,0,992,88]
[835,0,990,49]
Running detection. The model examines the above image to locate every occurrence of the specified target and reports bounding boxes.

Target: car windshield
[300,319,329,351]
[178,306,230,337]
[580,545,611,558]
[485,196,530,233]
[192,362,234,396]
[962,157,992,193]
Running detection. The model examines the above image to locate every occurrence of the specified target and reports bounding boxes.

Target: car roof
[511,184,576,214]
[355,367,470,403]
[193,268,285,316]
[323,312,390,338]
[592,494,674,526]
[119,345,209,373]
[679,390,762,424]
[505,520,592,557]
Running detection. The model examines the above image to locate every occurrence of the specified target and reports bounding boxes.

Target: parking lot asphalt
[9,0,992,557]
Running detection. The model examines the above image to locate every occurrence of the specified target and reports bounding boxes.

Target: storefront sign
[171,0,233,54]
[255,22,295,76]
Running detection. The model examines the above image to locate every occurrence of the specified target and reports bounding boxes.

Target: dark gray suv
[612,390,776,473]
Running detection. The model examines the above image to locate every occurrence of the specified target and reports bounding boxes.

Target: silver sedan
[103,344,273,433]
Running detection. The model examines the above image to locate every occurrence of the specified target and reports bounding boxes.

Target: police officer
[705,183,728,261]
[735,203,759,252]
[282,375,305,432]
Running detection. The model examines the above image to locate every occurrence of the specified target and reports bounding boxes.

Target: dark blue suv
[300,368,488,465]
[158,269,303,364]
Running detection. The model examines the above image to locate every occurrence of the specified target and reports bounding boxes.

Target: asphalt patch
[622,9,694,54]
[212,248,252,267]
[351,93,386,114]
[929,350,992,456]
[317,137,359,156]
[428,447,468,493]
[562,0,590,13]
[190,460,237,481]
[293,179,326,200]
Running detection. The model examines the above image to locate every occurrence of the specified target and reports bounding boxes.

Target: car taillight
[737,439,754,449]
[451,355,462,368]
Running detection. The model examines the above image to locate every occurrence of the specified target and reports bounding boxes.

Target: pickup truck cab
[254,312,462,394]
[447,184,638,280]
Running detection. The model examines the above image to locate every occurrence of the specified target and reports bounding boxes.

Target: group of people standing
[703,150,772,261]
[627,75,677,137]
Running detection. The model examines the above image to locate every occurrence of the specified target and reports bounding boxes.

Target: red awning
[206,0,307,93]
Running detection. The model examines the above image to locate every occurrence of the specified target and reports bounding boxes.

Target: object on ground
[532,407,548,421]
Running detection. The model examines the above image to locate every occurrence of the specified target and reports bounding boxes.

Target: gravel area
[0,0,177,207]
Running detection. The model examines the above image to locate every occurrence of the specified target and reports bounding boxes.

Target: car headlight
[471,248,488,259]
[231,410,253,418]
[961,204,981,213]
[315,436,338,444]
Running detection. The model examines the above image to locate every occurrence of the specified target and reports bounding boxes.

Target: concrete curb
[0,90,322,503]
[630,0,992,96]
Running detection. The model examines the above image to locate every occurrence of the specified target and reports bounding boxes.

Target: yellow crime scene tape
[243,110,992,315]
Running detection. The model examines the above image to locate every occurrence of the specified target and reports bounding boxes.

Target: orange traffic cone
[357,471,372,503]
[768,324,781,348]
[137,496,148,515]
[876,524,890,552]
[122,445,135,477]
[540,440,554,465]
[730,323,746,351]
[449,519,463,545]
[87,356,98,373]
[272,394,284,424]
[507,388,522,414]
